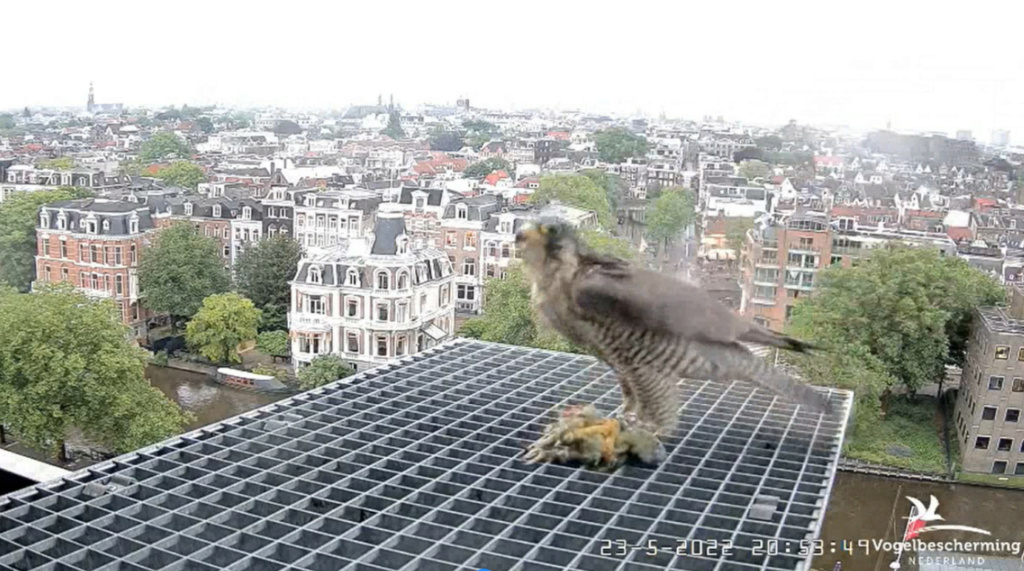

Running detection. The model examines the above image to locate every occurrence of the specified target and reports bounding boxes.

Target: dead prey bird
[515,220,831,466]
[523,404,666,469]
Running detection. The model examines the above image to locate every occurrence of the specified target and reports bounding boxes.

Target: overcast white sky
[4,1,1023,140]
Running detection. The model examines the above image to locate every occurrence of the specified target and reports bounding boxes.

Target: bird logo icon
[903,495,991,540]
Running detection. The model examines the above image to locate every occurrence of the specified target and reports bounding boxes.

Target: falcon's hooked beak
[515,223,545,251]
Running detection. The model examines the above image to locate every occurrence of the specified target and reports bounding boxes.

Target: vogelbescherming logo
[903,495,992,539]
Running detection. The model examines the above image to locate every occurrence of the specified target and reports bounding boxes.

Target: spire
[87,81,95,111]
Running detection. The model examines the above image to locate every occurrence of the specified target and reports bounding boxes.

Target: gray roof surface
[0,340,850,571]
[371,217,407,256]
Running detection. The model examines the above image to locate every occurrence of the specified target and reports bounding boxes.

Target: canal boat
[214,367,290,393]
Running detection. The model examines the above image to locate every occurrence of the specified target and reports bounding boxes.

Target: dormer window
[102,220,110,232]
[242,206,252,220]
[396,237,409,255]
[309,265,322,284]
[500,220,512,234]
[57,212,66,230]
[129,215,139,234]
[212,204,222,218]
[40,212,50,228]
[347,268,359,286]
[184,203,193,216]
[305,195,316,206]
[456,205,467,220]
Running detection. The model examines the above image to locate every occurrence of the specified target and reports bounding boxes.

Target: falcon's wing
[574,265,752,345]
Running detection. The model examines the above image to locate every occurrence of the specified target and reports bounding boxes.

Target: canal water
[814,472,1024,570]
[145,366,287,431]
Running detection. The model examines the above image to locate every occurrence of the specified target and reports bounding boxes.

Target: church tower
[87,82,95,112]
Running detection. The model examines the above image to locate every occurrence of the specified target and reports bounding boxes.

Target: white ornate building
[288,214,456,371]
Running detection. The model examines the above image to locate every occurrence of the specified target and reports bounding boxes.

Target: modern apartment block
[955,285,1024,475]
[288,214,456,371]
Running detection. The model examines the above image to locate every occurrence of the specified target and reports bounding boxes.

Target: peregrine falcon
[515,220,830,465]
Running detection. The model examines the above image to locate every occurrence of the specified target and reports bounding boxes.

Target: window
[989,376,1005,391]
[799,237,813,248]
[377,304,389,321]
[486,241,498,257]
[456,205,467,219]
[500,220,512,234]
[113,247,121,265]
[1018,347,1024,361]
[115,275,123,295]
[79,273,87,288]
[43,265,51,281]
[347,333,359,353]
[1016,463,1024,476]
[184,203,193,216]
[61,267,68,282]
[1014,378,1024,392]
[129,218,138,234]
[396,303,408,322]
[376,271,390,290]
[223,227,230,239]
[87,220,97,234]
[995,346,1010,360]
[102,220,110,232]
[975,436,990,449]
[982,406,997,421]
[502,243,511,258]
[347,269,359,286]
[830,255,842,266]
[347,300,358,317]
[40,213,50,228]
[60,241,67,258]
[396,336,406,355]
[420,293,428,313]
[415,198,425,209]
[457,284,476,300]
[486,264,496,278]
[57,213,66,230]
[397,271,409,290]
[309,266,322,284]
[79,244,87,262]
[445,231,457,247]
[396,237,409,255]
[308,296,324,315]
[1007,409,1020,423]
[376,336,388,357]
[464,231,477,249]
[90,245,99,263]
[223,245,230,258]
[441,285,450,305]
[242,206,251,220]
[993,461,1008,475]
[463,258,476,277]
[212,204,222,217]
[41,239,49,257]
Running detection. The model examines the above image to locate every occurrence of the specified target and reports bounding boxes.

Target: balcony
[455,300,480,313]
[750,297,776,306]
[287,312,333,331]
[784,280,815,290]
[787,243,822,253]
[831,245,866,256]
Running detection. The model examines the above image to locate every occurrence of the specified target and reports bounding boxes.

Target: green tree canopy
[154,161,206,190]
[594,127,648,164]
[0,284,191,459]
[139,131,192,162]
[578,228,637,261]
[738,160,772,181]
[382,112,405,139]
[724,217,755,252]
[196,117,214,133]
[428,129,465,152]
[256,330,290,358]
[38,157,75,170]
[788,246,1005,396]
[580,169,627,212]
[463,157,511,179]
[0,114,15,130]
[185,293,261,364]
[645,187,695,247]
[531,174,614,229]
[298,355,355,390]
[233,236,303,331]
[138,223,230,320]
[755,135,783,150]
[0,187,93,292]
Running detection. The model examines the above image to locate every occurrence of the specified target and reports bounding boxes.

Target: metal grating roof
[0,339,852,571]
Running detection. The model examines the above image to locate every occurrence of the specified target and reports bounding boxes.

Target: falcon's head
[515,219,580,275]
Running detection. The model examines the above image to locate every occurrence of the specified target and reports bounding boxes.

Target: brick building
[35,198,156,340]
[439,195,502,314]
[153,197,250,268]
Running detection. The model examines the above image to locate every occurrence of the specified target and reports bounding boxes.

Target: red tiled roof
[412,155,468,176]
[514,176,540,189]
[813,155,843,166]
[547,131,570,141]
[483,170,509,186]
[830,206,898,218]
[143,163,169,176]
[946,227,973,242]
[904,209,944,219]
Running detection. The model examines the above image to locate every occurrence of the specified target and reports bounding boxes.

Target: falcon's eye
[543,224,559,236]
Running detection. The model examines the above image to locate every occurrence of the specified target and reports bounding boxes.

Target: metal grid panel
[0,339,852,571]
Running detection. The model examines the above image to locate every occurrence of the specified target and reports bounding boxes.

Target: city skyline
[4,0,1024,139]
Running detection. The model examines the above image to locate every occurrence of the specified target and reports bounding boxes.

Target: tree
[725,217,755,253]
[233,236,303,331]
[257,330,290,359]
[0,187,93,292]
[594,127,648,164]
[646,187,696,251]
[754,135,783,150]
[38,157,75,170]
[462,120,497,133]
[531,174,614,229]
[196,117,214,134]
[138,223,230,321]
[733,147,765,162]
[580,169,627,213]
[578,229,637,261]
[0,284,191,460]
[274,120,303,135]
[788,246,1004,395]
[428,129,465,152]
[738,160,772,181]
[382,112,405,139]
[153,161,206,190]
[298,355,355,390]
[463,158,511,179]
[462,120,498,149]
[0,115,15,130]
[139,132,191,162]
[185,293,261,365]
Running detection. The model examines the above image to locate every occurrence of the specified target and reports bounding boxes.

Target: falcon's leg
[619,376,638,417]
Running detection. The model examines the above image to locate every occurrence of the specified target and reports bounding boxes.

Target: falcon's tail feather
[739,327,818,353]
[693,342,832,415]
